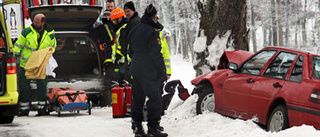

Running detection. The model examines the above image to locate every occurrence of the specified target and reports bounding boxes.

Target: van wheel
[267,105,289,132]
[196,88,214,115]
[0,113,14,124]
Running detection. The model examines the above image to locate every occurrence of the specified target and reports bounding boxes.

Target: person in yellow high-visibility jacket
[110,8,128,83]
[159,31,171,79]
[14,14,56,116]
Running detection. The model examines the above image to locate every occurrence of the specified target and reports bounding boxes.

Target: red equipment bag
[47,88,72,103]
[47,88,87,105]
[55,90,88,105]
[112,85,131,118]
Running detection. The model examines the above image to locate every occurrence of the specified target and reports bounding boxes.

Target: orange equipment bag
[47,88,87,105]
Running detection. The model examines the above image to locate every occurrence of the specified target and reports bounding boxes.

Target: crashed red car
[191,47,320,132]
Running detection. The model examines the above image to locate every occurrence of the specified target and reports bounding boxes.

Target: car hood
[218,50,253,69]
[28,5,102,31]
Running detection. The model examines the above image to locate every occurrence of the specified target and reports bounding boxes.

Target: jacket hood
[141,15,162,30]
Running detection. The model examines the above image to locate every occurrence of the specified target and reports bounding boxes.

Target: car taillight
[7,57,16,74]
[309,89,320,104]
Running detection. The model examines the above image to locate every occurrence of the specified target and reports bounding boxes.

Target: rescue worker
[106,0,115,12]
[130,19,172,134]
[97,0,116,24]
[128,4,168,137]
[89,11,116,106]
[14,13,56,116]
[122,1,141,82]
[159,29,171,83]
[110,8,128,83]
[159,29,171,115]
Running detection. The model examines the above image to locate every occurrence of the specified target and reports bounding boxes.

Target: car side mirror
[228,62,238,71]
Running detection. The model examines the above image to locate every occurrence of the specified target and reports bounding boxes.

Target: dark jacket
[128,15,166,81]
[121,12,140,56]
[89,21,118,63]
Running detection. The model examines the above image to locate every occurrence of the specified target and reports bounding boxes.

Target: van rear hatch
[28,5,102,31]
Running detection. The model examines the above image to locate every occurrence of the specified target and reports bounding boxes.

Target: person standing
[14,13,56,116]
[128,4,168,137]
[122,1,140,82]
[90,10,116,106]
[106,0,115,12]
[159,27,171,117]
[111,8,128,83]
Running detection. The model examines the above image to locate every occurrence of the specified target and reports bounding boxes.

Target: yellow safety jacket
[112,23,131,65]
[159,31,171,75]
[14,24,56,68]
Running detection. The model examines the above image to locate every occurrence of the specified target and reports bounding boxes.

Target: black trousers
[131,76,162,128]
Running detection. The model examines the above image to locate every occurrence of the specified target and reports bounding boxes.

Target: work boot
[147,128,168,137]
[133,122,147,137]
[157,125,164,131]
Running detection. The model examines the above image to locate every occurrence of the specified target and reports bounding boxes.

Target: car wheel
[0,113,14,124]
[267,105,289,132]
[196,88,214,115]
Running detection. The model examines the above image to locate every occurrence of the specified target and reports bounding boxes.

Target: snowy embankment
[1,55,320,137]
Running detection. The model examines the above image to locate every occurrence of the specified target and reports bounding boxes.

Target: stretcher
[47,88,92,117]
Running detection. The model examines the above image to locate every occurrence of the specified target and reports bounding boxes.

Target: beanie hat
[111,8,125,21]
[124,1,135,11]
[102,11,111,21]
[144,4,157,17]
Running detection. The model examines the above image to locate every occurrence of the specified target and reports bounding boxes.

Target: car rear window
[312,56,320,79]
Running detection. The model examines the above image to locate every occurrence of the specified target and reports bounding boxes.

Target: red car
[192,47,320,132]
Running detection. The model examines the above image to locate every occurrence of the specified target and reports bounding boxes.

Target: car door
[249,51,297,120]
[221,50,277,117]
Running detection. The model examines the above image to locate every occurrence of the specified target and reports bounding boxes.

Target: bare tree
[194,0,248,76]
[271,0,277,46]
[249,0,257,52]
[276,0,284,47]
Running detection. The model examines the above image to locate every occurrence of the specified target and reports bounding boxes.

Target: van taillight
[7,57,16,74]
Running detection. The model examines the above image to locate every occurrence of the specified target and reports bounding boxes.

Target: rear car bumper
[0,74,18,105]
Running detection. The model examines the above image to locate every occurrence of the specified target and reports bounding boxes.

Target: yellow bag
[25,47,53,79]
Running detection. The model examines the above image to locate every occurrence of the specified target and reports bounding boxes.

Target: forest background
[110,0,319,76]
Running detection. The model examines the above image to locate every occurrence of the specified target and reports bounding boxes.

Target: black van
[28,5,110,106]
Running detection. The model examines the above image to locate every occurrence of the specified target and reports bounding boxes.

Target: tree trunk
[194,0,248,76]
[318,0,320,40]
[301,0,307,47]
[271,0,277,46]
[249,0,257,52]
[276,0,284,47]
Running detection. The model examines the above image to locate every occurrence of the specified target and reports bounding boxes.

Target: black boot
[157,125,164,131]
[133,122,147,137]
[147,128,168,137]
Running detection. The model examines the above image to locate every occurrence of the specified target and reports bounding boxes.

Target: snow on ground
[2,55,320,137]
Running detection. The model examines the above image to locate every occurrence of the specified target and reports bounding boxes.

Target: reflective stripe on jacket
[14,24,56,68]
[103,24,115,64]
